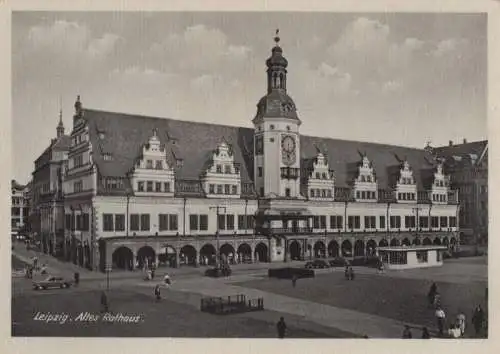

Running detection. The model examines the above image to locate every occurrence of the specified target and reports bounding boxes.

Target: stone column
[283,238,288,263]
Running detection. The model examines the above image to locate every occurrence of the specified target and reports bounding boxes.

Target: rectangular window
[155,182,162,192]
[285,188,291,197]
[260,187,264,197]
[224,165,232,174]
[164,182,171,193]
[320,215,326,229]
[431,216,439,228]
[189,214,198,230]
[146,181,153,192]
[218,215,226,230]
[138,181,144,192]
[224,184,230,194]
[449,216,457,228]
[155,160,162,170]
[103,214,114,231]
[209,184,215,194]
[238,215,245,229]
[231,185,238,195]
[146,160,153,169]
[246,215,254,229]
[356,191,361,199]
[82,213,89,231]
[310,189,315,198]
[440,216,448,228]
[130,215,140,231]
[258,167,263,177]
[159,214,169,231]
[313,216,320,229]
[216,165,222,173]
[419,216,429,228]
[361,191,366,199]
[65,214,72,230]
[169,214,178,231]
[140,214,150,231]
[365,216,376,229]
[354,216,360,229]
[348,216,354,230]
[200,214,208,231]
[379,216,386,229]
[217,185,223,194]
[115,214,125,231]
[74,181,83,193]
[226,214,235,230]
[390,216,401,229]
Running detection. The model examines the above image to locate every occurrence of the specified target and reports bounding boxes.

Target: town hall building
[61,34,460,272]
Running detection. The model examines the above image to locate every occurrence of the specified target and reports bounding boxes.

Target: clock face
[281,135,296,153]
[281,135,296,166]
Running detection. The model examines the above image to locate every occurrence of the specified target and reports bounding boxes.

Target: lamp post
[209,205,227,266]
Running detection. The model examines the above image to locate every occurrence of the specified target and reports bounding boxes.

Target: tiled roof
[82,108,438,191]
[433,140,487,158]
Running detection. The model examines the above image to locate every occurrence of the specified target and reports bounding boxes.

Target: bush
[268,267,315,279]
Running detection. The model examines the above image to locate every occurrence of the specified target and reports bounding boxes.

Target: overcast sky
[12,12,487,184]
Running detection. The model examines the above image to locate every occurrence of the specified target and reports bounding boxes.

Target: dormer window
[146,160,153,169]
[224,165,232,174]
[155,160,162,170]
[315,172,320,179]
[216,165,222,173]
[138,182,144,192]
[147,181,153,192]
[322,172,327,179]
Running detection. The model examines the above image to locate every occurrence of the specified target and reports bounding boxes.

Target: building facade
[61,35,460,272]
[31,112,71,255]
[11,180,31,236]
[431,140,488,245]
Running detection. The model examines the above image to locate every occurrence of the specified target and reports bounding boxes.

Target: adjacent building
[430,140,488,245]
[11,180,31,236]
[61,34,460,272]
[31,112,71,255]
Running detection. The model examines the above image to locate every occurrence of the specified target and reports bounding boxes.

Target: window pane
[169,215,178,231]
[141,214,150,231]
[190,215,198,230]
[200,214,208,231]
[115,214,125,231]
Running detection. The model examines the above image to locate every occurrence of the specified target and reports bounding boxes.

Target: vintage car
[33,276,73,290]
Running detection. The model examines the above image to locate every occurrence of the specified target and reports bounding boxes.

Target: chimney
[448,140,453,146]
[463,138,467,144]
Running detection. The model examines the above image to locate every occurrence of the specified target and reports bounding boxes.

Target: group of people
[425,282,486,338]
[24,256,47,278]
[344,265,355,280]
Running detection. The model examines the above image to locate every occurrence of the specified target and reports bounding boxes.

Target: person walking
[433,292,441,309]
[276,317,287,339]
[428,282,437,307]
[435,307,446,337]
[154,284,161,301]
[456,311,466,337]
[100,291,109,313]
[349,266,355,280]
[472,305,484,337]
[402,325,412,339]
[421,327,431,339]
[74,272,80,287]
[292,274,297,288]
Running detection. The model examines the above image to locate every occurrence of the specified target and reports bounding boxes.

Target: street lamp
[209,205,227,266]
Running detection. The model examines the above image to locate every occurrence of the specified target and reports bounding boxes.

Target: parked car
[33,276,73,290]
[205,265,232,278]
[328,257,349,267]
[305,259,330,269]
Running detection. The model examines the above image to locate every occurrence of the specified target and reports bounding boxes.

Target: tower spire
[56,97,65,138]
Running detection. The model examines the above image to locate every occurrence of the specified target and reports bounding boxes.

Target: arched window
[279,73,285,89]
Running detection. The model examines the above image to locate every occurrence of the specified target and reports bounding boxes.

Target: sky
[12,12,487,184]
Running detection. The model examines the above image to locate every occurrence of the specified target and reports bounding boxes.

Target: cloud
[432,38,469,57]
[149,24,252,75]
[27,20,122,60]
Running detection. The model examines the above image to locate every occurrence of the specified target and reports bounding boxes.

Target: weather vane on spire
[274,28,280,45]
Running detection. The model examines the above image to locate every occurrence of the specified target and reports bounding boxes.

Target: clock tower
[253,30,301,198]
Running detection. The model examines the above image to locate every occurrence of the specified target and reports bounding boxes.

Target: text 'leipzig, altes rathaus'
[43,34,460,272]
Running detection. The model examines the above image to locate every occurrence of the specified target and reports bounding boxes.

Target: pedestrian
[276,317,287,339]
[447,324,461,338]
[433,292,441,308]
[292,274,297,288]
[456,311,466,337]
[402,325,412,339]
[100,291,109,313]
[151,268,155,280]
[164,273,171,285]
[40,263,47,275]
[435,307,446,337]
[344,265,350,280]
[74,272,80,287]
[428,283,437,307]
[472,305,484,337]
[349,266,355,280]
[33,256,38,270]
[421,327,431,339]
[154,284,161,301]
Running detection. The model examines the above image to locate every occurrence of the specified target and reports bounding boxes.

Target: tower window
[285,188,291,197]
[258,167,263,177]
